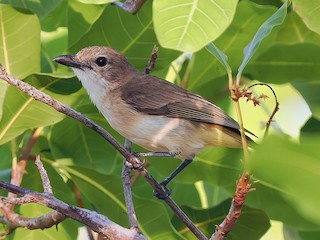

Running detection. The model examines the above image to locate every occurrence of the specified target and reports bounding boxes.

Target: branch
[35,155,53,194]
[0,65,206,239]
[0,156,66,234]
[122,139,140,231]
[144,45,159,74]
[211,173,253,240]
[0,180,145,239]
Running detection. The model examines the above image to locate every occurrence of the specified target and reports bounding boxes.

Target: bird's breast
[92,92,242,160]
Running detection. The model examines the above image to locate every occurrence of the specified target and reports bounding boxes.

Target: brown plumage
[54,46,254,194]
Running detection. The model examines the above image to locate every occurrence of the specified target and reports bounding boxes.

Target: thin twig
[248,83,279,138]
[144,45,159,74]
[122,139,140,231]
[35,155,52,194]
[0,64,206,239]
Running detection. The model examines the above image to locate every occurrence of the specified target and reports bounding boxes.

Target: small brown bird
[54,46,252,198]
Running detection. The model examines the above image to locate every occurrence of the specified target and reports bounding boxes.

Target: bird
[54,46,253,198]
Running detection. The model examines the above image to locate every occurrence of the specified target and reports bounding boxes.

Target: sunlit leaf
[0,4,40,79]
[153,0,238,53]
[188,1,277,90]
[0,74,83,144]
[292,0,320,35]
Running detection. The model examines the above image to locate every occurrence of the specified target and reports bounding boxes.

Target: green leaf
[249,136,320,227]
[292,0,320,35]
[245,43,320,83]
[274,11,320,46]
[50,104,117,175]
[237,0,287,79]
[0,74,84,145]
[68,1,105,47]
[69,0,179,71]
[301,117,320,135]
[188,1,277,90]
[0,4,40,79]
[172,200,270,239]
[148,148,243,187]
[171,181,231,208]
[206,43,231,74]
[153,0,238,53]
[0,81,7,119]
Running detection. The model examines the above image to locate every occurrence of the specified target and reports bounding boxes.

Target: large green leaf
[292,0,320,35]
[153,0,238,53]
[0,74,84,145]
[68,1,105,47]
[188,1,277,90]
[275,11,320,45]
[0,4,40,79]
[248,136,320,227]
[69,0,180,71]
[172,200,270,239]
[245,43,320,83]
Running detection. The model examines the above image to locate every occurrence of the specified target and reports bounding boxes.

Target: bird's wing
[121,74,240,131]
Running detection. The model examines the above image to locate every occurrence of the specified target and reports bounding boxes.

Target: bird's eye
[95,56,108,67]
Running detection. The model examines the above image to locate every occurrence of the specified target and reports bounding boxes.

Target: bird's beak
[53,55,87,70]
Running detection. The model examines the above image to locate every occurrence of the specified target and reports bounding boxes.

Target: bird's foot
[153,182,172,200]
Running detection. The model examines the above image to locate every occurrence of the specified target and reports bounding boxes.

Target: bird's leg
[154,158,193,199]
[133,152,178,158]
